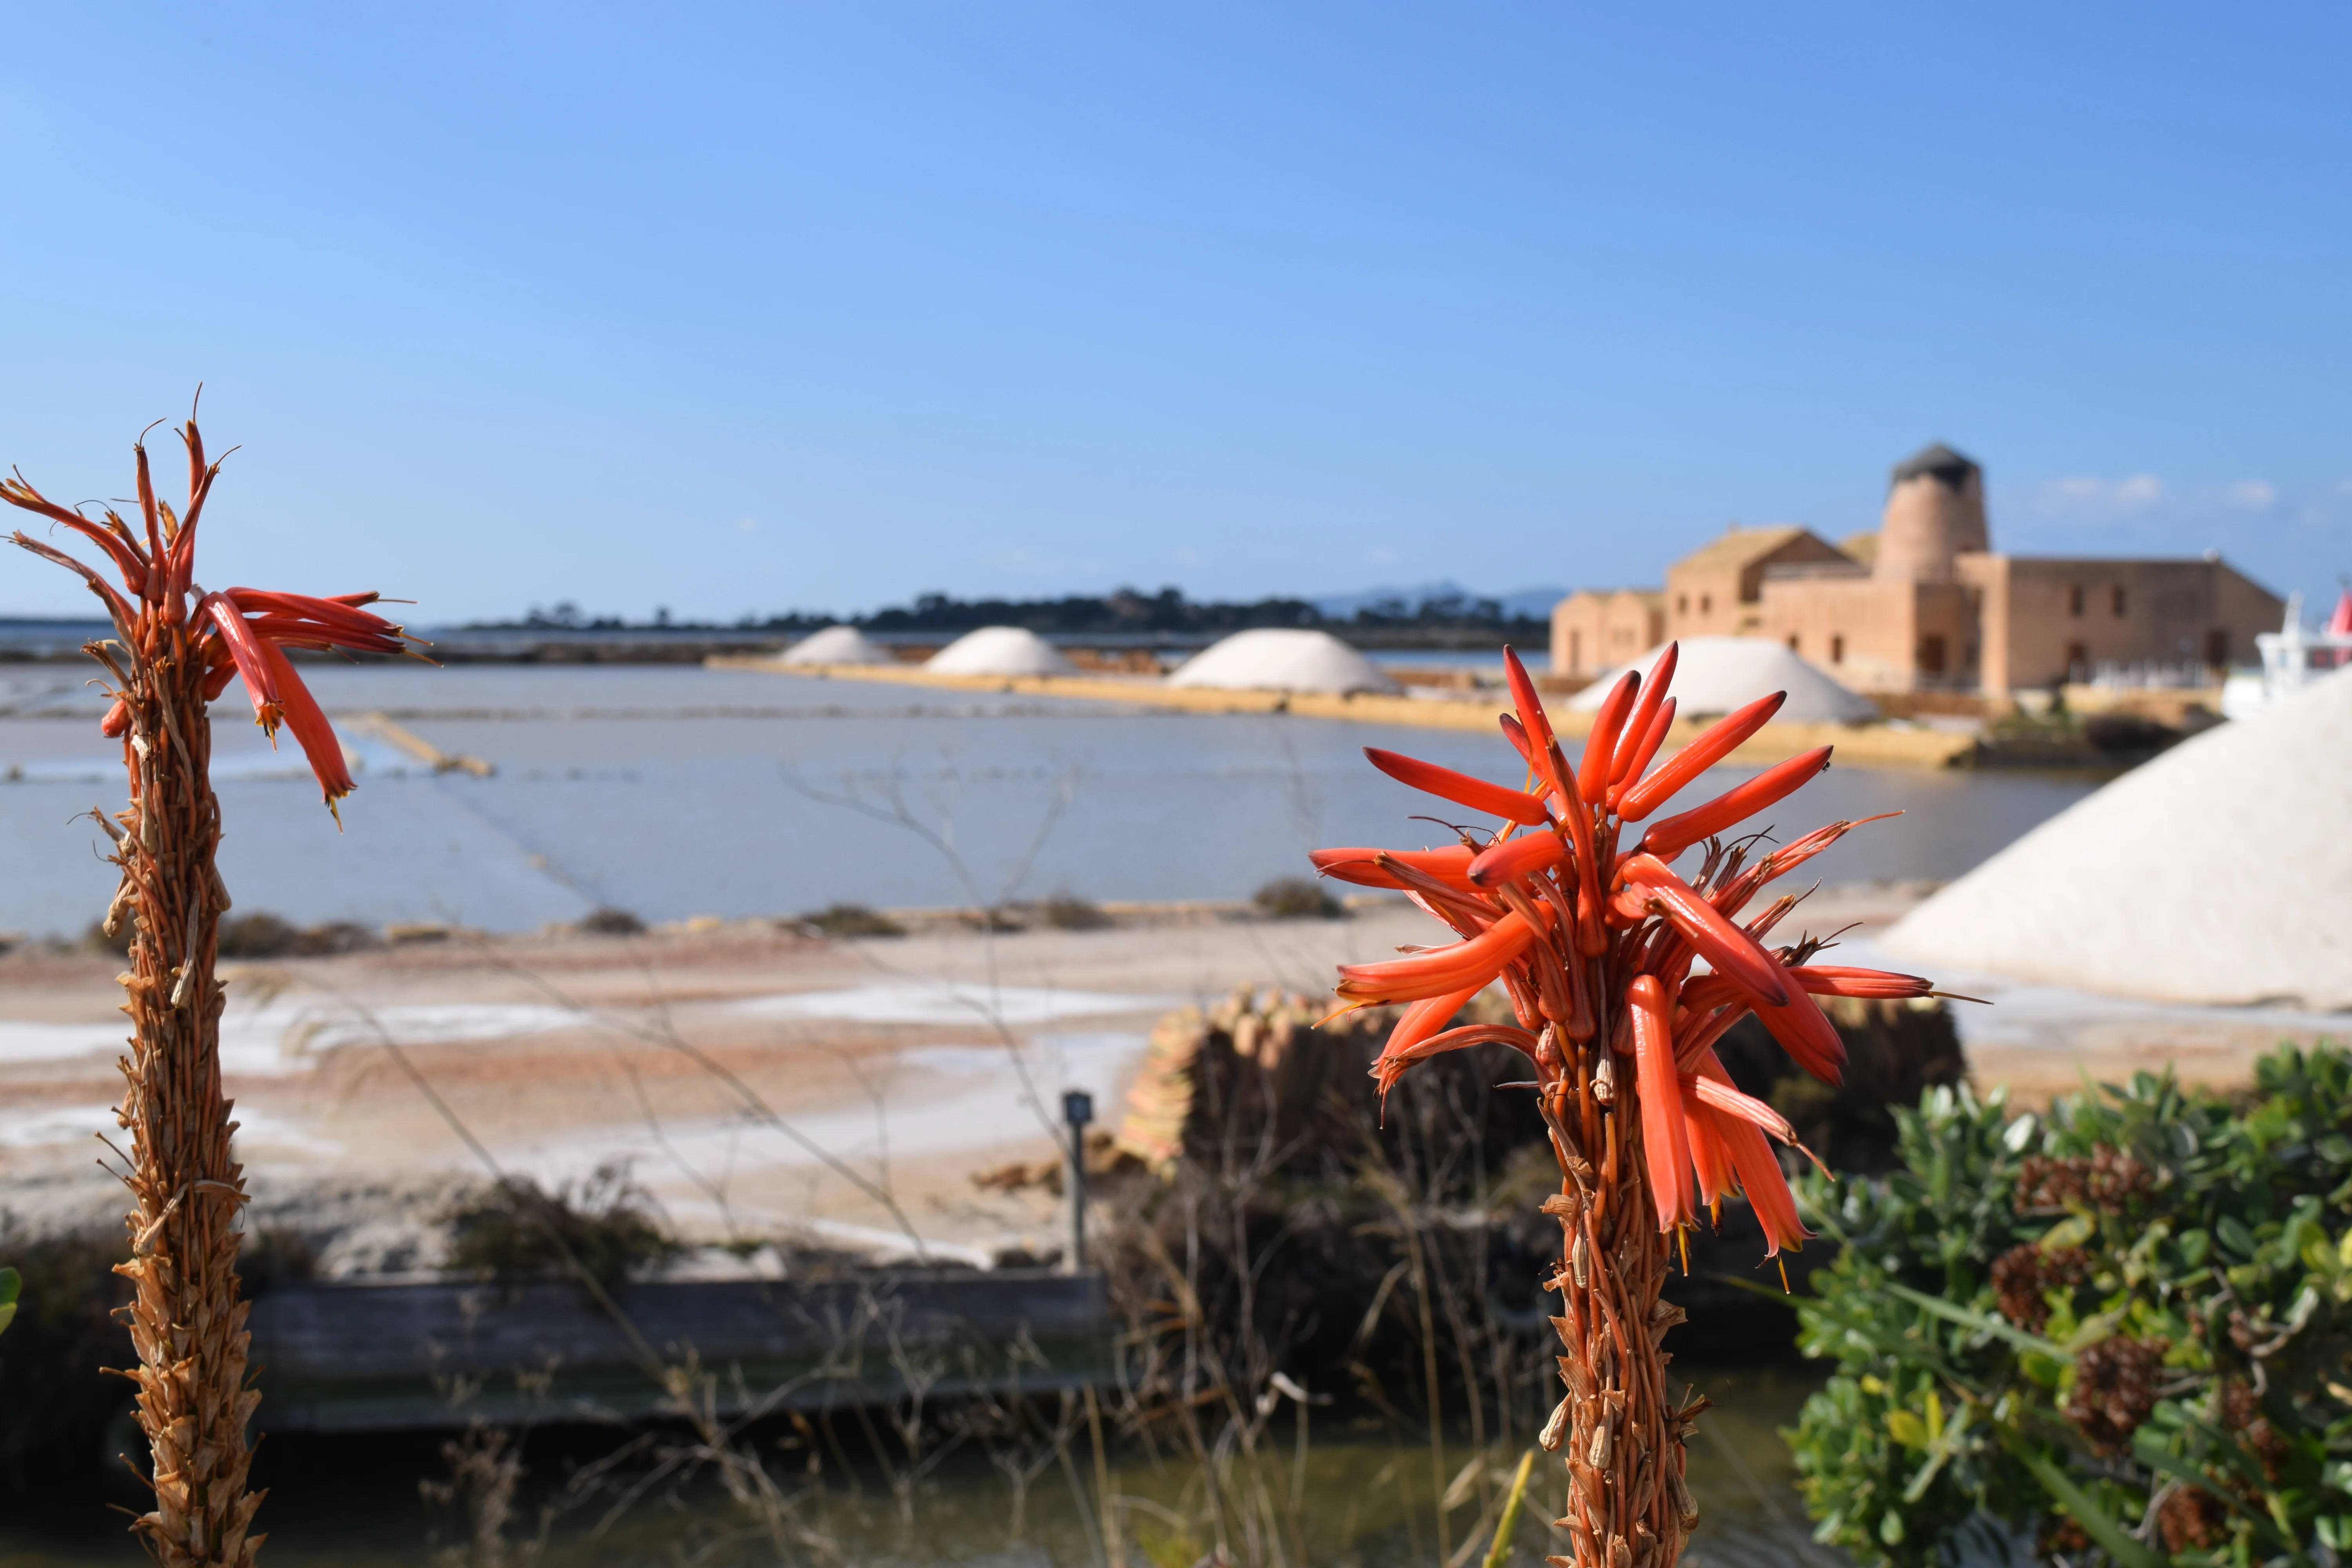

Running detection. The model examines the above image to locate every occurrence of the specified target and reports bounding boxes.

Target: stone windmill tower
[1874,443,1987,583]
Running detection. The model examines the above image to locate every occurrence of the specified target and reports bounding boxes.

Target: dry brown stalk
[4,411,419,1564]
[105,633,262,1564]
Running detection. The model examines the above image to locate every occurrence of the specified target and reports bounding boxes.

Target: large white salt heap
[1570,637,1877,725]
[777,625,892,666]
[924,626,1078,678]
[1883,668,2352,1010]
[1167,629,1404,696]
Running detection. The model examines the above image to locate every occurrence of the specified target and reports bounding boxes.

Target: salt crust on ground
[924,625,1078,677]
[1570,637,1877,725]
[1883,667,2352,1010]
[1167,628,1403,695]
[779,624,892,665]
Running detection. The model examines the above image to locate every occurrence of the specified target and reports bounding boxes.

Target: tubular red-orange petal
[1684,1068,1800,1146]
[1606,696,1676,810]
[1308,845,1479,891]
[1371,984,1486,1090]
[1363,748,1550,826]
[1712,1107,1809,1256]
[257,638,354,806]
[1467,830,1569,888]
[1576,670,1640,803]
[1746,951,1847,1086]
[99,698,129,738]
[1683,1079,1732,1209]
[1335,908,1541,1004]
[1608,644,1678,789]
[1675,973,1741,1017]
[1638,746,1834,862]
[1628,974,1695,1231]
[226,588,403,639]
[1787,965,1934,999]
[1618,853,1788,1005]
[1614,691,1788,823]
[200,593,284,733]
[1502,646,1557,754]
[1374,1021,1541,1094]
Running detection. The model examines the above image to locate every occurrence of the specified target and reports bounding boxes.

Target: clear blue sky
[1,4,2344,624]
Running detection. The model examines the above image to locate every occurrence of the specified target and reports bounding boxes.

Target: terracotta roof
[1668,525,1830,574]
[1557,587,1664,605]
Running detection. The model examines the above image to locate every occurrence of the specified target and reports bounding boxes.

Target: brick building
[1550,443,2283,695]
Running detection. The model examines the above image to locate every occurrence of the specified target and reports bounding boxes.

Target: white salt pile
[1570,637,1877,725]
[1166,629,1404,696]
[924,626,1078,677]
[777,625,892,666]
[1883,668,2352,1010]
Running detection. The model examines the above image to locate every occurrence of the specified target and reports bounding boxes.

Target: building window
[1568,632,1581,670]
[1918,635,1947,676]
[1786,633,1800,654]
[1676,594,1688,614]
[1699,593,1711,615]
[1829,634,1845,664]
[2066,640,2089,679]
[2111,584,2127,617]
[2068,584,2085,617]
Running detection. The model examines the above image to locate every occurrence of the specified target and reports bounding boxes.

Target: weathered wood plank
[249,1269,1111,1433]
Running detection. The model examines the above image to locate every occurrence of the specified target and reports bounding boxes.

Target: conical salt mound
[1882,668,2352,1009]
[1570,637,1877,725]
[925,626,1077,677]
[1167,629,1403,696]
[779,624,892,666]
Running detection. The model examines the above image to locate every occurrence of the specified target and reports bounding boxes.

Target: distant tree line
[489,587,1544,643]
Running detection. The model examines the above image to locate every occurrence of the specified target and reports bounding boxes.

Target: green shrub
[1784,1045,2352,1565]
[0,1267,15,1337]
[1038,891,1110,930]
[1252,876,1345,920]
[797,903,905,938]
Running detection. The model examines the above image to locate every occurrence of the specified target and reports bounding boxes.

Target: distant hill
[462,584,1557,648]
[1313,580,1567,622]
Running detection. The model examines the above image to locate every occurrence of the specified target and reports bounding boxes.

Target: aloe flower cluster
[3,415,414,1566]
[1313,645,1931,1567]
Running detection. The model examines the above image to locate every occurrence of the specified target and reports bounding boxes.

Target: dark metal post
[1062,1089,1094,1271]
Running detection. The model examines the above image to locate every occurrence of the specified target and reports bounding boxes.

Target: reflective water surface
[0,664,2093,936]
[0,1367,1832,1567]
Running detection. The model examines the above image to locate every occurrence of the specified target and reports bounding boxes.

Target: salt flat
[3,883,2328,1264]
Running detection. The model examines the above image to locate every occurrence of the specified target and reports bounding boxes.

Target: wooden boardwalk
[249,1269,1111,1433]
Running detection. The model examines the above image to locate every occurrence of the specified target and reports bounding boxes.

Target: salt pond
[0,664,2094,936]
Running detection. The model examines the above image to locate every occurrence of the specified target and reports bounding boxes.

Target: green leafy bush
[1785,1045,2352,1566]
[1252,876,1345,920]
[797,902,905,938]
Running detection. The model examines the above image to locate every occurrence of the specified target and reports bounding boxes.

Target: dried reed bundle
[4,410,418,1565]
[1313,644,1940,1567]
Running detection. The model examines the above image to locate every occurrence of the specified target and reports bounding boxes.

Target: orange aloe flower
[1319,641,1935,1247]
[4,425,423,815]
[1313,641,1951,1566]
